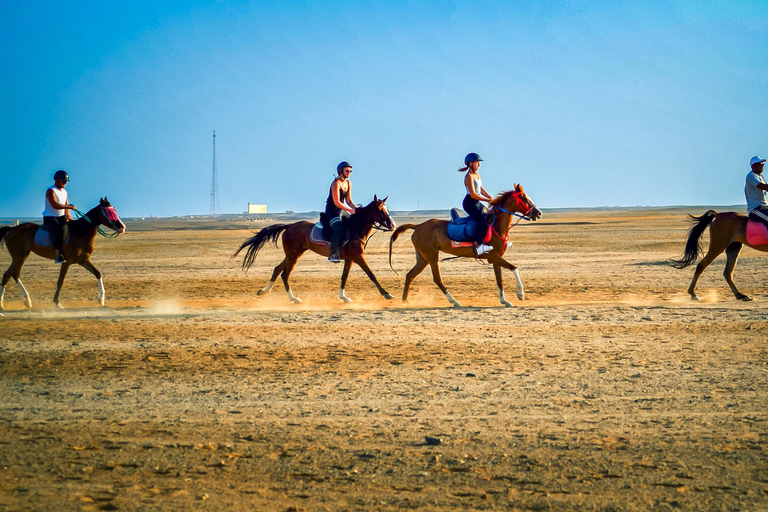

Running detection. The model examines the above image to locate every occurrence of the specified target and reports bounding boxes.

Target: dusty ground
[1,207,767,511]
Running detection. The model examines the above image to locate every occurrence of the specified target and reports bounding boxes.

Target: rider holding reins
[43,169,76,263]
[459,152,493,255]
[746,156,768,227]
[325,161,356,263]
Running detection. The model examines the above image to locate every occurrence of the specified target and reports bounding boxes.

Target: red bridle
[488,191,532,256]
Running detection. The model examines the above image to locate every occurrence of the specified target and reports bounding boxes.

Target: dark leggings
[462,195,488,244]
[43,216,67,250]
[749,206,768,228]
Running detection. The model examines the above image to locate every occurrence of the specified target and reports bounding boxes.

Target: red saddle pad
[746,219,768,246]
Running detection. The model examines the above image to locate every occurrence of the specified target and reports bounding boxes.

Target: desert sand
[1,207,766,511]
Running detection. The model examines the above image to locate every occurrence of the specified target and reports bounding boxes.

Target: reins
[73,208,121,238]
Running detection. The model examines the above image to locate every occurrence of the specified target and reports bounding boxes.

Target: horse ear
[382,196,388,203]
[374,194,378,202]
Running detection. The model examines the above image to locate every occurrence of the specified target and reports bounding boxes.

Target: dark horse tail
[388,224,416,274]
[0,226,9,245]
[232,224,289,271]
[669,210,717,269]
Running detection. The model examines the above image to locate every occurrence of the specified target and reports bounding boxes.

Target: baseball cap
[750,156,766,166]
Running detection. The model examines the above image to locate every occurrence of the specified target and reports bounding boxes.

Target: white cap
[751,156,766,167]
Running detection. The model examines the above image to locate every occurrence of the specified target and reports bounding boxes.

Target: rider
[325,161,356,263]
[459,152,493,255]
[746,156,768,227]
[43,169,76,263]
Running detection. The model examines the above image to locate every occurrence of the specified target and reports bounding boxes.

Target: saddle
[310,213,351,246]
[33,223,70,248]
[746,219,768,246]
[446,208,490,244]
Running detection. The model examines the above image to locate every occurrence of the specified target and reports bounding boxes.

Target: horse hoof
[451,302,463,308]
[502,301,513,307]
[740,295,753,302]
[55,303,64,309]
[690,295,700,301]
[517,293,525,301]
[384,293,394,300]
[341,297,353,304]
[290,298,303,304]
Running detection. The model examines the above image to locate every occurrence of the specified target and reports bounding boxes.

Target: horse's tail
[669,210,717,269]
[0,226,9,245]
[232,224,289,271]
[389,223,416,274]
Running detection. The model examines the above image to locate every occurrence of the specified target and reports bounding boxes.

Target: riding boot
[328,220,343,263]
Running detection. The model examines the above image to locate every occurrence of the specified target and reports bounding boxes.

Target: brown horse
[234,195,396,304]
[670,210,768,301]
[389,185,542,307]
[0,198,126,310]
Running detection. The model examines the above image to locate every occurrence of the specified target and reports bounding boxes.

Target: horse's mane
[348,200,376,238]
[488,188,518,207]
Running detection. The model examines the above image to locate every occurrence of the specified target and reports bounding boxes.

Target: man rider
[745,156,768,227]
[43,169,76,263]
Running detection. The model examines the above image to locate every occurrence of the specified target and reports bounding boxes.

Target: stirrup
[328,253,341,263]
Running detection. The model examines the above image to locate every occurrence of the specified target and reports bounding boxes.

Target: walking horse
[233,195,396,304]
[670,210,768,301]
[389,185,541,307]
[0,198,126,309]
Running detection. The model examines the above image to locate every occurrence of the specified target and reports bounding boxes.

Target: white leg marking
[444,291,462,308]
[286,287,302,304]
[16,279,32,309]
[258,280,275,295]
[0,285,5,310]
[513,268,525,300]
[339,288,353,303]
[499,288,513,307]
[98,277,106,306]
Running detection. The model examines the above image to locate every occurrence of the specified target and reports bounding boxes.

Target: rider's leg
[328,216,343,262]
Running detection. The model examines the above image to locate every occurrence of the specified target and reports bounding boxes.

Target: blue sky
[1,0,766,217]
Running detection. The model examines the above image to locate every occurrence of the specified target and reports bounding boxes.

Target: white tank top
[43,185,68,217]
[465,174,483,197]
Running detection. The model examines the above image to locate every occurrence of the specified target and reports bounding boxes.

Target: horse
[233,195,396,304]
[389,184,542,307]
[670,210,768,301]
[0,197,126,310]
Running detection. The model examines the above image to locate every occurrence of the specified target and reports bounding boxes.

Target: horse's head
[492,185,542,221]
[371,195,396,231]
[99,197,126,234]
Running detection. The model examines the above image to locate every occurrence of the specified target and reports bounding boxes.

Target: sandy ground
[1,208,767,511]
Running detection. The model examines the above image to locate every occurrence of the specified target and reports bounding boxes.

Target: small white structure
[247,203,267,214]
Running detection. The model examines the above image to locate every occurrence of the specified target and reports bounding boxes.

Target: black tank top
[325,178,349,216]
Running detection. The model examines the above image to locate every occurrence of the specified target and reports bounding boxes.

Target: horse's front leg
[338,259,354,303]
[490,257,524,306]
[79,259,105,306]
[351,253,393,300]
[53,262,71,308]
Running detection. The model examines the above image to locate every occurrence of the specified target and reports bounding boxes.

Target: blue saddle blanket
[33,225,70,248]
[446,208,486,243]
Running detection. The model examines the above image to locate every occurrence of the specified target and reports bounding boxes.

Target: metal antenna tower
[210,130,219,215]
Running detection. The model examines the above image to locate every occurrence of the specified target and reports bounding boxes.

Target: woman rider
[325,161,356,263]
[459,152,493,255]
[44,169,77,263]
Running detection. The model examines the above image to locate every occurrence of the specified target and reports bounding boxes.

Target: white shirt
[43,185,68,217]
[745,171,768,212]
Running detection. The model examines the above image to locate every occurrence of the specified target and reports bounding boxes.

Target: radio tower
[210,130,219,215]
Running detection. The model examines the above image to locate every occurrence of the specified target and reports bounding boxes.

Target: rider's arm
[46,189,75,215]
[344,183,356,213]
[757,182,768,192]
[332,181,355,214]
[479,186,493,202]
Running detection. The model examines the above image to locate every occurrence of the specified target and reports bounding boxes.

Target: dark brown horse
[0,198,126,310]
[389,185,541,307]
[234,195,396,304]
[670,210,768,301]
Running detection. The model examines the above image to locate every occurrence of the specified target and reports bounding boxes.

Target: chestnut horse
[670,210,768,301]
[389,185,541,307]
[0,198,126,309]
[234,196,396,304]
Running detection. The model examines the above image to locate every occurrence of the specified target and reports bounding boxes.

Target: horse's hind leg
[258,260,287,296]
[1,254,32,310]
[688,239,729,300]
[426,254,461,307]
[53,263,71,308]
[79,259,105,306]
[723,242,751,301]
[402,251,428,303]
[280,254,304,304]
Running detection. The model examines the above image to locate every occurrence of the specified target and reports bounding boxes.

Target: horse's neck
[69,212,101,238]
[494,205,514,232]
[349,208,374,240]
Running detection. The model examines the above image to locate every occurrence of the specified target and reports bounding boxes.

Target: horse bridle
[75,205,122,238]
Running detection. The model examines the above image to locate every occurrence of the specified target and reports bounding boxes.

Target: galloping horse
[0,198,126,309]
[670,210,768,301]
[234,195,396,304]
[389,184,541,307]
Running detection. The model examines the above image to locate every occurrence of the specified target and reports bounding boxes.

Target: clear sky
[1,0,766,218]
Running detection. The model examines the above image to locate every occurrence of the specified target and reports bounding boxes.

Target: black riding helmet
[464,153,483,166]
[53,169,70,182]
[337,161,352,174]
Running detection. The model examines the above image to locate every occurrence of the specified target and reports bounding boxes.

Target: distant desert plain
[1,206,766,511]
